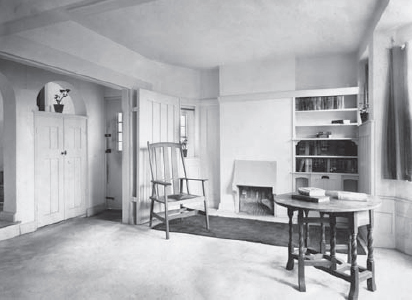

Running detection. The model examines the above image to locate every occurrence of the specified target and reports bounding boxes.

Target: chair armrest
[151,180,172,186]
[180,177,208,182]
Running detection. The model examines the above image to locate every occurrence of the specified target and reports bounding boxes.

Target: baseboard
[0,210,16,222]
[0,223,20,241]
[86,203,107,217]
[20,221,37,235]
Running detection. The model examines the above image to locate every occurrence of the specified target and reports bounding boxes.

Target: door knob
[61,150,67,155]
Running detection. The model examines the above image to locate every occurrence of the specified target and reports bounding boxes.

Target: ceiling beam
[0,0,158,37]
[357,0,390,58]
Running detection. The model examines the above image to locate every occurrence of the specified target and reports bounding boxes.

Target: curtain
[383,44,412,181]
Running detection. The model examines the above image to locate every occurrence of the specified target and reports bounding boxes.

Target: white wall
[296,53,358,90]
[219,98,293,212]
[0,58,106,226]
[199,99,220,208]
[217,53,358,214]
[220,57,296,96]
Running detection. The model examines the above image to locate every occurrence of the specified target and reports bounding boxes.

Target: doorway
[104,97,123,216]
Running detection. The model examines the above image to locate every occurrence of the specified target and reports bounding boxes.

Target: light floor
[0,212,411,300]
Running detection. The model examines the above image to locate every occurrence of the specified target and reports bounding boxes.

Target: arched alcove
[36,81,87,116]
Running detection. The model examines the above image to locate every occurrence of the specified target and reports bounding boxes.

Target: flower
[54,89,70,105]
[181,138,188,150]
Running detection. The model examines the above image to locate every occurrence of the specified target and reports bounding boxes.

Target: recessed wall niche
[36,82,75,114]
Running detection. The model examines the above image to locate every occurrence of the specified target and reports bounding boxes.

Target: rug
[153,215,366,254]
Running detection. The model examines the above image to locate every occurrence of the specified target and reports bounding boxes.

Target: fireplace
[238,186,274,216]
[230,160,277,215]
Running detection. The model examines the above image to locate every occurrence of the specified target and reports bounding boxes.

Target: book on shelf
[297,95,345,111]
[298,187,326,197]
[298,159,305,172]
[304,141,310,155]
[304,158,312,172]
[292,193,330,203]
[337,95,345,109]
[331,119,351,124]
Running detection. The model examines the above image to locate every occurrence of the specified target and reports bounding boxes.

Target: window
[180,113,187,142]
[180,107,195,157]
[117,112,123,151]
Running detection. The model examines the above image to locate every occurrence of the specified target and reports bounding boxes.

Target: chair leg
[202,183,209,230]
[204,200,210,230]
[164,207,170,240]
[149,199,154,228]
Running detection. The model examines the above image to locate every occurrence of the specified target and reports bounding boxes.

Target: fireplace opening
[226,160,277,215]
[238,185,274,216]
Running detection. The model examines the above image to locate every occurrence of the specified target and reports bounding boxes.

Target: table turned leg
[348,213,359,300]
[320,212,326,254]
[303,210,309,250]
[298,209,306,292]
[367,210,376,291]
[286,208,294,270]
[329,214,337,270]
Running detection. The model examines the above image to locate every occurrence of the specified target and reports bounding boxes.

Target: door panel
[35,114,64,227]
[136,89,180,224]
[64,117,87,218]
[35,113,87,227]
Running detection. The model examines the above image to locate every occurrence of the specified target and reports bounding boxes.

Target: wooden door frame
[121,88,133,224]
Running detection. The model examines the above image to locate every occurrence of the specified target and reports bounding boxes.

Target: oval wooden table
[274,193,381,300]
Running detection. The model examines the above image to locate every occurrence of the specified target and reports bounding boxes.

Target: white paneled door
[35,113,87,227]
[136,89,180,224]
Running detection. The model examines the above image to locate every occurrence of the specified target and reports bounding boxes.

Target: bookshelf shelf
[293,138,358,141]
[295,123,358,127]
[295,108,358,113]
[292,172,359,176]
[292,87,360,192]
[296,155,357,159]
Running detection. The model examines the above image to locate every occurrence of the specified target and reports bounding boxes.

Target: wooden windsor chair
[147,141,210,239]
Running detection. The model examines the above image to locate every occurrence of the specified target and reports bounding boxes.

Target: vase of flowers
[53,89,70,113]
[360,105,369,123]
[181,138,188,157]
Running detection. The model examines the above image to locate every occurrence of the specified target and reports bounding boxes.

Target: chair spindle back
[147,142,187,196]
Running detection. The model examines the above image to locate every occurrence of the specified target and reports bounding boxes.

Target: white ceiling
[0,0,412,70]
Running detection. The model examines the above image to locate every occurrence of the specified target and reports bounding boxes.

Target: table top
[274,192,382,213]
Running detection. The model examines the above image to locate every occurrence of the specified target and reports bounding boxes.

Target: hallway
[0,211,411,299]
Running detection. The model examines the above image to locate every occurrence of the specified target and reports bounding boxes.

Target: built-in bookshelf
[292,87,359,192]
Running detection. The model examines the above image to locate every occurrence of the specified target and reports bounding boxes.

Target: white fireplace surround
[225,160,277,213]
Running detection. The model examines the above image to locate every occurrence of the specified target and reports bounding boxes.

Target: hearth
[225,160,277,216]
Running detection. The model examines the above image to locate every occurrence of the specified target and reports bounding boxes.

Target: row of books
[296,96,345,111]
[296,140,357,156]
[296,158,358,173]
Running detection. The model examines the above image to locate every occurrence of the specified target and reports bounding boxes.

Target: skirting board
[0,210,16,222]
[87,203,107,217]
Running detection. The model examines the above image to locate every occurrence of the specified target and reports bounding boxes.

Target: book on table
[297,187,326,197]
[325,190,368,201]
[292,193,330,203]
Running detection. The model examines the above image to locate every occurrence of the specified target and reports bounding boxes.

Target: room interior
[0,0,412,298]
